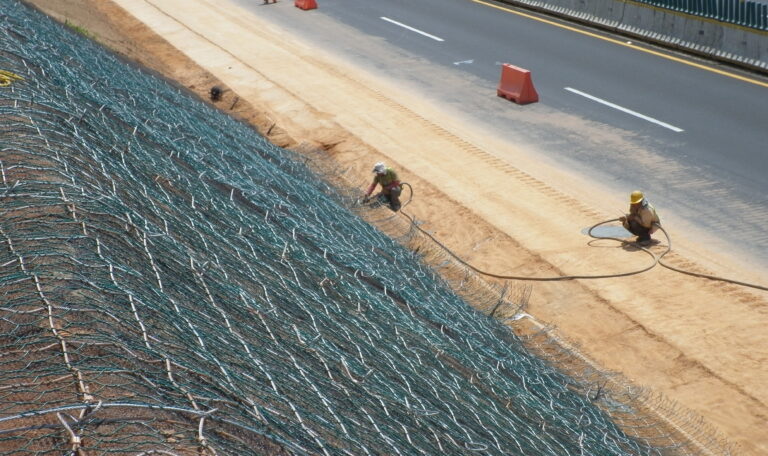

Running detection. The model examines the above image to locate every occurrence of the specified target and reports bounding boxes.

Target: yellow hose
[0,70,24,87]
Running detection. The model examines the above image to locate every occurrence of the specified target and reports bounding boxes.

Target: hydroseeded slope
[1,1,674,454]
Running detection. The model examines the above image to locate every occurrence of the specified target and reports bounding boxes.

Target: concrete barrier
[295,0,317,10]
[497,64,539,104]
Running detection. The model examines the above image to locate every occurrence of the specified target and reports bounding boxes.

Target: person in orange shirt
[363,162,402,211]
[620,190,660,245]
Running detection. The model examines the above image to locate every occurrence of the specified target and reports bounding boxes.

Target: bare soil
[22,0,768,454]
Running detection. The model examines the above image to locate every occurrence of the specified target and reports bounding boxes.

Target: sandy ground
[22,0,768,454]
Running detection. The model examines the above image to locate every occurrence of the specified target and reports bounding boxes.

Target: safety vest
[375,169,400,191]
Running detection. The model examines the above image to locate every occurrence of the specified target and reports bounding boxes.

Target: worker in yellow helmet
[620,190,660,245]
[363,162,402,211]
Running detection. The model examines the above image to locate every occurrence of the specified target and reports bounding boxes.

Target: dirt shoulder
[23,0,768,454]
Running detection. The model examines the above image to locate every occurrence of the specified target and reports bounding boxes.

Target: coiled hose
[0,70,24,87]
[385,186,767,291]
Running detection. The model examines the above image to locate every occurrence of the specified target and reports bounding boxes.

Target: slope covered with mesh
[2,1,675,454]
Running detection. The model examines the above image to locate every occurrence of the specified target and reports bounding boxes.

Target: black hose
[654,225,768,291]
[399,183,413,211]
[400,214,658,281]
[392,190,768,291]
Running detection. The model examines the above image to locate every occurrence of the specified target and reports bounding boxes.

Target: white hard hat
[373,162,386,174]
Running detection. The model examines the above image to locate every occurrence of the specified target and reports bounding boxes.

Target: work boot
[636,236,652,246]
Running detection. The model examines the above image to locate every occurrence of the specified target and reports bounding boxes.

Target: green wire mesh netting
[0,1,730,455]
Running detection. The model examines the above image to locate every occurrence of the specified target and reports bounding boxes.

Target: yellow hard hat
[630,190,644,204]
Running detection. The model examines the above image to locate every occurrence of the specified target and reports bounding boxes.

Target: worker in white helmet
[620,190,660,245]
[363,162,402,211]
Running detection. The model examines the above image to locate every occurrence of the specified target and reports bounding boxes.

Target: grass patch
[65,20,94,39]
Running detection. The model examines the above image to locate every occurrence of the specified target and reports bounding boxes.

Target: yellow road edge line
[472,0,768,88]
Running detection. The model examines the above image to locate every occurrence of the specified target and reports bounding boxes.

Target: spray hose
[386,187,767,291]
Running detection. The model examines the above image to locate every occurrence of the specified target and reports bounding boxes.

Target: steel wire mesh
[0,1,730,455]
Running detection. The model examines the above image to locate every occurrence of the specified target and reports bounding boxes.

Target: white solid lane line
[565,87,684,132]
[381,17,444,42]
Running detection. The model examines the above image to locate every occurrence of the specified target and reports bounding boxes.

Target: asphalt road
[237,0,768,268]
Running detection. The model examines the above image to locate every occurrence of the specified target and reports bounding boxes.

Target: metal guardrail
[495,0,768,73]
[635,0,768,31]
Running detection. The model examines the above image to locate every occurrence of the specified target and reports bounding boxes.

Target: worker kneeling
[620,190,660,245]
[363,162,402,212]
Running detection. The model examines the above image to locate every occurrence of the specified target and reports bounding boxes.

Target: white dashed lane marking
[381,17,445,42]
[565,87,684,132]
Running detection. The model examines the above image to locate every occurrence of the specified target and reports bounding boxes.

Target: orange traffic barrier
[295,0,317,10]
[497,64,539,105]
